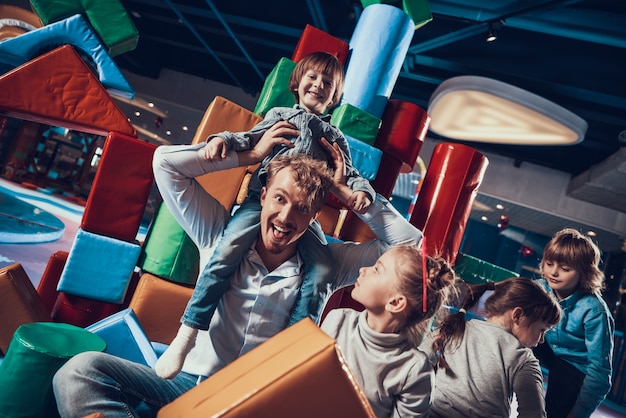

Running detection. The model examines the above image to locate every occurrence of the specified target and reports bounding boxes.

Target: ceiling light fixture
[428,76,588,145]
[486,23,497,42]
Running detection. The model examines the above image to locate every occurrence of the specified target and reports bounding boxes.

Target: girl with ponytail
[321,243,457,418]
[430,277,561,418]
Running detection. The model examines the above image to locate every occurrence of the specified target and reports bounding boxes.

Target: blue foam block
[341,4,414,118]
[346,134,382,181]
[57,227,141,304]
[87,308,158,367]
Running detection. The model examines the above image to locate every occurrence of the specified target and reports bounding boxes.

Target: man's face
[259,167,319,260]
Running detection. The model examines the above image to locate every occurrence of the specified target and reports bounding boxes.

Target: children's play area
[1,0,625,417]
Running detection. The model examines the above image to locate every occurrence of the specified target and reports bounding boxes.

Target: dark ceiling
[114,0,626,177]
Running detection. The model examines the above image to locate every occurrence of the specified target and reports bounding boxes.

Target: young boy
[534,228,614,418]
[156,51,375,379]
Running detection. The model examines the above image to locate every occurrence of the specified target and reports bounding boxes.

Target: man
[53,122,422,417]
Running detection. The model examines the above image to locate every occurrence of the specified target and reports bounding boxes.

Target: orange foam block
[0,44,136,137]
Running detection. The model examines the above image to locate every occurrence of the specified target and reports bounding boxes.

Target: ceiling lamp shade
[428,76,587,145]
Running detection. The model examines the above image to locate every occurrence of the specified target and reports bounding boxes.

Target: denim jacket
[211,105,375,201]
[540,279,614,417]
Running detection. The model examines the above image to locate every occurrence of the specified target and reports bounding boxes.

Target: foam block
[139,202,200,285]
[0,322,105,417]
[51,292,122,329]
[36,250,68,314]
[0,263,51,355]
[81,131,156,242]
[192,96,263,211]
[253,57,297,117]
[341,4,414,118]
[345,135,382,181]
[157,318,375,418]
[0,44,136,137]
[291,24,350,65]
[86,308,158,368]
[331,103,381,146]
[409,142,489,264]
[29,0,138,56]
[0,14,134,98]
[361,0,433,28]
[57,228,141,304]
[371,152,403,198]
[374,99,429,172]
[128,273,194,345]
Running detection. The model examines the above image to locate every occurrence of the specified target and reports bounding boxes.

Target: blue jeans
[53,351,198,418]
[182,196,333,329]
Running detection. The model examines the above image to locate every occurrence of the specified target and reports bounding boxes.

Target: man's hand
[204,137,228,160]
[238,121,298,166]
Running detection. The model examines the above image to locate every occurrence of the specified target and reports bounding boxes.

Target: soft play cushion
[331,103,381,146]
[291,24,349,65]
[0,14,134,98]
[36,250,68,314]
[374,99,429,172]
[29,0,138,57]
[128,273,194,345]
[81,131,156,242]
[0,263,51,355]
[341,4,414,118]
[344,135,382,181]
[0,44,136,137]
[253,57,296,117]
[139,202,200,286]
[57,228,141,304]
[0,322,105,417]
[87,308,158,368]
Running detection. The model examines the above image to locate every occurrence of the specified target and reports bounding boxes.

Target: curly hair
[264,154,334,213]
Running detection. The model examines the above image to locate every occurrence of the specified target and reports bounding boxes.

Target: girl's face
[297,69,337,115]
[541,259,581,300]
[351,248,402,312]
[512,314,551,348]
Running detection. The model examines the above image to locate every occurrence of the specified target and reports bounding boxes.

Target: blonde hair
[288,51,344,106]
[391,245,458,347]
[540,228,604,294]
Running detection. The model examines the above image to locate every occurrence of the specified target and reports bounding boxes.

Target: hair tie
[459,308,467,315]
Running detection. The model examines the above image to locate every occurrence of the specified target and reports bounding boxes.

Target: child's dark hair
[392,245,458,347]
[432,277,561,369]
[540,228,604,295]
[288,51,344,106]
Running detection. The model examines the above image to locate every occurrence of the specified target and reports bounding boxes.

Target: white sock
[155,324,198,379]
